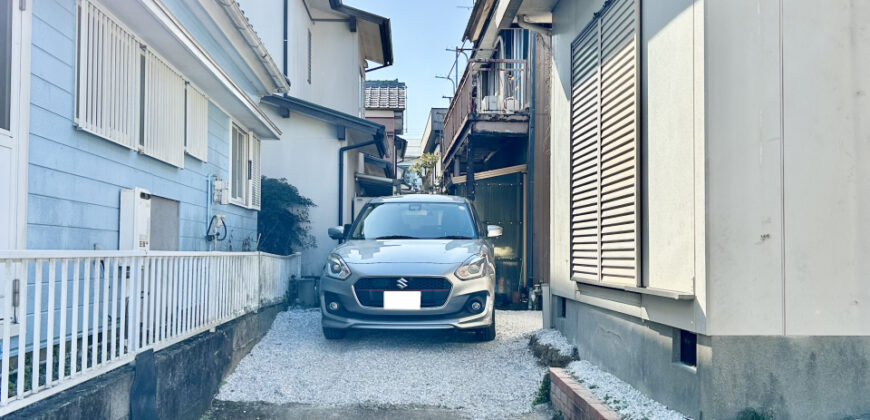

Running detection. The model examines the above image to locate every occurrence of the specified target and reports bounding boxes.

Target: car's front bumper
[319,262,494,331]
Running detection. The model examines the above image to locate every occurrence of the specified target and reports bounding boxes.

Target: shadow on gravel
[203,400,465,420]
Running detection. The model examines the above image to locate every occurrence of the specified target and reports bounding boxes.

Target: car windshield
[350,202,478,240]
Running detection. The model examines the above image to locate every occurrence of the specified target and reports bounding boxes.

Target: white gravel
[218,309,546,419]
[530,329,574,357]
[566,360,691,420]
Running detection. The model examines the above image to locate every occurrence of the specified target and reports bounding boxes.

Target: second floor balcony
[441,59,531,166]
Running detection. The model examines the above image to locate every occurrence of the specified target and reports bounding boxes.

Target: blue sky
[347,0,473,140]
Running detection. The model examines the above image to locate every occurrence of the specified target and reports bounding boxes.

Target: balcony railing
[0,250,300,415]
[442,59,528,159]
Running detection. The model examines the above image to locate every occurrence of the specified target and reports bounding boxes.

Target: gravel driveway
[215,309,547,419]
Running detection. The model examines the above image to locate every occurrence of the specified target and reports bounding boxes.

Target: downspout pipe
[526,33,536,291]
[338,139,378,226]
[283,0,288,77]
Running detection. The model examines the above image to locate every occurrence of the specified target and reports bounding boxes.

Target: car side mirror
[486,225,503,238]
[328,226,346,240]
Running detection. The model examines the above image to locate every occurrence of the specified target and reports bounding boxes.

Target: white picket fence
[0,250,300,415]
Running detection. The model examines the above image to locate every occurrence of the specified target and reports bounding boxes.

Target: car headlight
[455,254,487,280]
[326,253,351,280]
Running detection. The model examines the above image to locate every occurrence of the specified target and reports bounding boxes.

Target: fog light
[466,297,485,314]
[328,301,340,311]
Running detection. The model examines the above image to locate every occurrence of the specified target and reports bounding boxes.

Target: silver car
[319,194,501,341]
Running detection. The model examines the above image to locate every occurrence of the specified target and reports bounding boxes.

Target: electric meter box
[120,188,152,250]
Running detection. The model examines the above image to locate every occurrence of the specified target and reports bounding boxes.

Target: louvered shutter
[569,19,601,283]
[249,136,261,209]
[75,0,141,149]
[570,0,640,286]
[185,84,209,162]
[143,49,185,168]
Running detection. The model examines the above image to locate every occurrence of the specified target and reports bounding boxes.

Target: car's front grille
[353,277,452,308]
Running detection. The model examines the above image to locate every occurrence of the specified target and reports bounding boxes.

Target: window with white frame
[231,124,248,203]
[229,123,261,209]
[1,0,11,132]
[75,0,210,168]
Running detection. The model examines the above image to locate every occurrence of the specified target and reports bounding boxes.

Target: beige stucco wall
[705,0,870,336]
[549,0,705,333]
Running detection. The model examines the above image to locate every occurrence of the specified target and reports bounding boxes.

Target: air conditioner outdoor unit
[481,95,501,113]
[120,188,152,250]
[503,97,520,113]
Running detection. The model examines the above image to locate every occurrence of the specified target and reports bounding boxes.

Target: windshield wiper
[374,235,419,240]
[433,235,474,240]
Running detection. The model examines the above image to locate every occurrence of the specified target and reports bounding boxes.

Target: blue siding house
[0,1,293,409]
[13,0,289,254]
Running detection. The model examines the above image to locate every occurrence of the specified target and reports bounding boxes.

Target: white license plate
[383,291,422,310]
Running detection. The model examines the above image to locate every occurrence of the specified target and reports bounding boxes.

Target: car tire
[475,311,496,342]
[322,326,346,340]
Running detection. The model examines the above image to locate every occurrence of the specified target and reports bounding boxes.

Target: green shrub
[533,373,551,406]
[258,177,316,255]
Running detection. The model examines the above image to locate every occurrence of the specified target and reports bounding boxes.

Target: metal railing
[442,59,528,160]
[0,250,300,415]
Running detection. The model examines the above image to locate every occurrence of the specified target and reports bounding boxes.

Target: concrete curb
[549,367,620,420]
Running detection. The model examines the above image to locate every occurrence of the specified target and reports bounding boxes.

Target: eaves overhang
[261,94,386,155]
[328,0,393,67]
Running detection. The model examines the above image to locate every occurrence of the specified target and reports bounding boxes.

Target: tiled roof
[365,79,407,110]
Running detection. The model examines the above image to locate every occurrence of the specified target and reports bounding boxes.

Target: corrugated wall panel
[569,0,640,286]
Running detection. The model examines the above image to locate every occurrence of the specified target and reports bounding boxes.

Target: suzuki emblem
[396,278,409,289]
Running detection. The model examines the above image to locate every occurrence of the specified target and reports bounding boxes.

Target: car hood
[333,239,484,264]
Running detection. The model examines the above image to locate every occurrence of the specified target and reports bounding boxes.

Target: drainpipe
[338,139,378,226]
[526,34,536,292]
[283,0,288,77]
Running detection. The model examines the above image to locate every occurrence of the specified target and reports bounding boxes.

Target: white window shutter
[570,0,640,286]
[569,18,601,283]
[249,136,261,209]
[75,0,141,149]
[185,84,209,162]
[143,49,185,168]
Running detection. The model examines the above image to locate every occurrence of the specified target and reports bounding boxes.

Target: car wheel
[322,326,347,340]
[475,311,496,342]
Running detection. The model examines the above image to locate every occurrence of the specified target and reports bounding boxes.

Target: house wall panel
[640,0,694,294]
[26,0,258,253]
[781,0,870,335]
[704,0,785,335]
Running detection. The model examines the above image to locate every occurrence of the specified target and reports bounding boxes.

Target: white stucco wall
[237,0,364,116]
[260,111,341,276]
[705,0,870,336]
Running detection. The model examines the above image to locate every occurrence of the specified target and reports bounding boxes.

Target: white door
[0,0,29,250]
